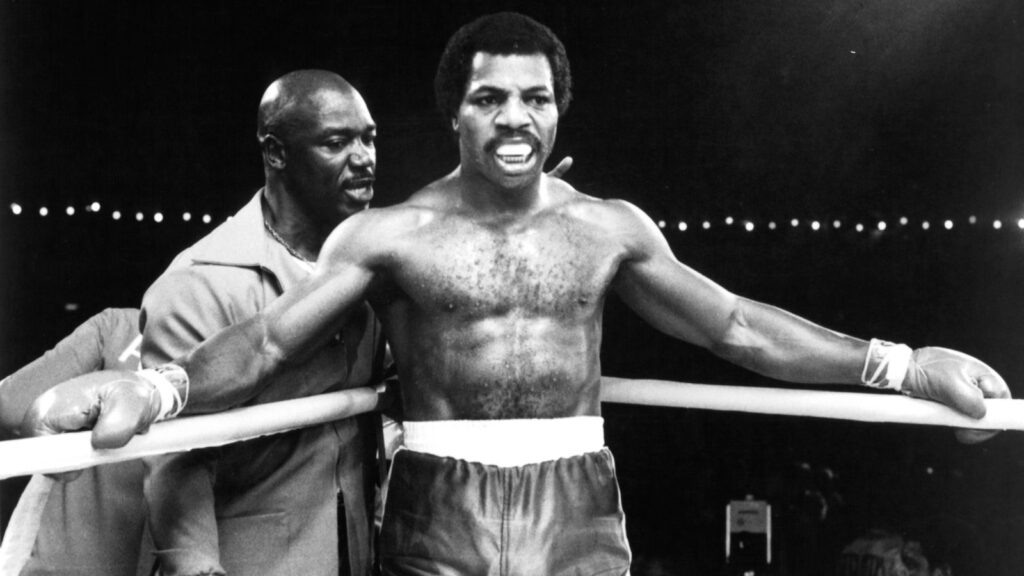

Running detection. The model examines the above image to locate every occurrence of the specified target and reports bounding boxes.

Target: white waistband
[401,416,605,467]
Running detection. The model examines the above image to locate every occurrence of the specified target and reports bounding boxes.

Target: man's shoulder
[151,239,259,293]
[318,188,455,271]
[387,178,455,215]
[142,258,265,320]
[343,189,451,235]
[554,187,645,223]
[551,192,663,257]
[162,191,265,271]
[146,194,266,293]
[173,216,261,266]
[89,307,141,334]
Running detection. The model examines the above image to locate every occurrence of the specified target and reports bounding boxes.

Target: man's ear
[260,135,286,169]
[450,117,459,132]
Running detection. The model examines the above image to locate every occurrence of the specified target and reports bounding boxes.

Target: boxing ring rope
[2,378,1023,571]
[0,386,385,481]
[602,377,1024,428]
[5,378,1024,481]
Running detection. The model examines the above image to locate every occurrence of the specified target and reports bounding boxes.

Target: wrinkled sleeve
[0,308,135,436]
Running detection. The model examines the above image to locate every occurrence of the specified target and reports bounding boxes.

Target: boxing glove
[903,346,1011,444]
[21,370,164,449]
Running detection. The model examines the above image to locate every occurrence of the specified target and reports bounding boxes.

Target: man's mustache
[342,172,375,189]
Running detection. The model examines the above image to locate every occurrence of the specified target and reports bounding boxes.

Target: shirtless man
[24,12,1009,575]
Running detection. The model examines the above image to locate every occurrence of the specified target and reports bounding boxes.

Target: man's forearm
[709,297,869,385]
[172,315,282,414]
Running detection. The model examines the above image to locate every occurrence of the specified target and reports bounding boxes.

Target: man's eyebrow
[322,125,377,137]
[472,83,552,93]
[467,84,507,95]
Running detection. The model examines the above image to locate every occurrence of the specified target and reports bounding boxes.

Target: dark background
[2,1,1023,574]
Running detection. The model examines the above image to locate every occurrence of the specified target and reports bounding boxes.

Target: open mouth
[494,142,535,168]
[342,178,375,201]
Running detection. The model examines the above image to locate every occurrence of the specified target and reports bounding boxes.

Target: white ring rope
[600,377,1024,428]
[1,378,1021,481]
[0,386,384,480]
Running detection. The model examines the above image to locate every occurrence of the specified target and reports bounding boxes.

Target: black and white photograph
[1,1,1023,575]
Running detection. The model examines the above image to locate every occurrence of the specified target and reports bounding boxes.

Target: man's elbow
[253,314,293,371]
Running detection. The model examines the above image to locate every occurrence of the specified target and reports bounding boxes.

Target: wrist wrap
[137,364,189,421]
[861,339,913,393]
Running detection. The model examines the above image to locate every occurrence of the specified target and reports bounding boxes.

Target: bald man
[139,70,384,576]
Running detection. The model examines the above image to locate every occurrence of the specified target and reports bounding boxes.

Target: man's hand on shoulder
[546,156,573,180]
[902,347,1011,444]
[21,370,163,449]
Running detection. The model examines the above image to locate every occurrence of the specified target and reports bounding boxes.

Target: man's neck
[261,185,325,261]
[455,166,547,217]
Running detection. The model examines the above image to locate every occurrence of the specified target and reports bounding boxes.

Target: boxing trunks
[379,417,632,576]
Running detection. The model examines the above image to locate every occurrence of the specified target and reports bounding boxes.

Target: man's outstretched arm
[21,212,382,448]
[609,200,1010,427]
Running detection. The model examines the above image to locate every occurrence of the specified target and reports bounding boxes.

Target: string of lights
[654,215,1024,233]
[7,202,219,225]
[8,201,1024,234]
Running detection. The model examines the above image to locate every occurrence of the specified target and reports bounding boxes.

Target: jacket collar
[184,189,313,289]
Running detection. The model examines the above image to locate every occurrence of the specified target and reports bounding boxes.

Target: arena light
[13,204,1023,237]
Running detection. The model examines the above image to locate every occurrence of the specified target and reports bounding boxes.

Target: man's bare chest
[393,221,619,316]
